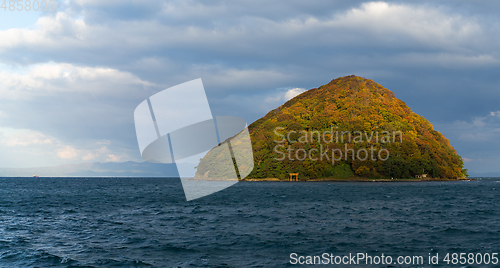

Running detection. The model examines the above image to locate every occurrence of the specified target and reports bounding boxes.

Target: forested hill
[246,75,466,180]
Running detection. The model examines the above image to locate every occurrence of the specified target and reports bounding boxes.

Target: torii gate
[289,173,299,181]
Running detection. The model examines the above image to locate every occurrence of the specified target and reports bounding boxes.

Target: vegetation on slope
[245,75,466,180]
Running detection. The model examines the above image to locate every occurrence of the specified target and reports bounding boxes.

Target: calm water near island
[1,177,500,267]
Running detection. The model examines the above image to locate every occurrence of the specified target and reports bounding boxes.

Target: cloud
[490,111,500,117]
[428,110,500,174]
[0,127,133,167]
[462,158,473,163]
[0,1,497,70]
[106,154,121,162]
[210,87,309,122]
[0,62,155,100]
[385,53,500,69]
[263,88,305,104]
[0,62,159,161]
[57,146,80,159]
[56,145,122,161]
[56,145,126,162]
[1,130,53,147]
[0,0,499,171]
[0,12,86,51]
[284,88,306,101]
[332,2,485,49]
[435,111,500,171]
[160,0,227,20]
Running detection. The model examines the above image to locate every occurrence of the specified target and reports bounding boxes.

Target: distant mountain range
[0,161,180,177]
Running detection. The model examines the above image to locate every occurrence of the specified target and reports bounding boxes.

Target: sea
[1,177,499,267]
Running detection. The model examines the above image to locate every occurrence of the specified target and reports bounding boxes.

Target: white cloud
[106,154,121,162]
[0,2,496,68]
[161,0,227,19]
[0,127,132,167]
[82,151,98,161]
[264,87,306,103]
[284,88,306,101]
[57,145,80,159]
[334,2,483,47]
[490,111,500,117]
[0,12,87,50]
[56,145,122,161]
[462,158,473,163]
[0,62,155,100]
[0,128,54,147]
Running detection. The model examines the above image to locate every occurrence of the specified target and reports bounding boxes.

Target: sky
[0,0,499,174]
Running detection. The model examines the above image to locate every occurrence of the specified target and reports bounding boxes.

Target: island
[197,75,467,181]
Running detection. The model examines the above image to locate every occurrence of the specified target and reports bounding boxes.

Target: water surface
[0,177,499,267]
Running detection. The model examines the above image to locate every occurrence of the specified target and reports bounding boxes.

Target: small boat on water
[33,175,39,178]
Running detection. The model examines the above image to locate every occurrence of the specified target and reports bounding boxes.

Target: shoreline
[242,177,474,182]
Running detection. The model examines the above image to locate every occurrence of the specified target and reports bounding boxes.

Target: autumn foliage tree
[237,75,466,180]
